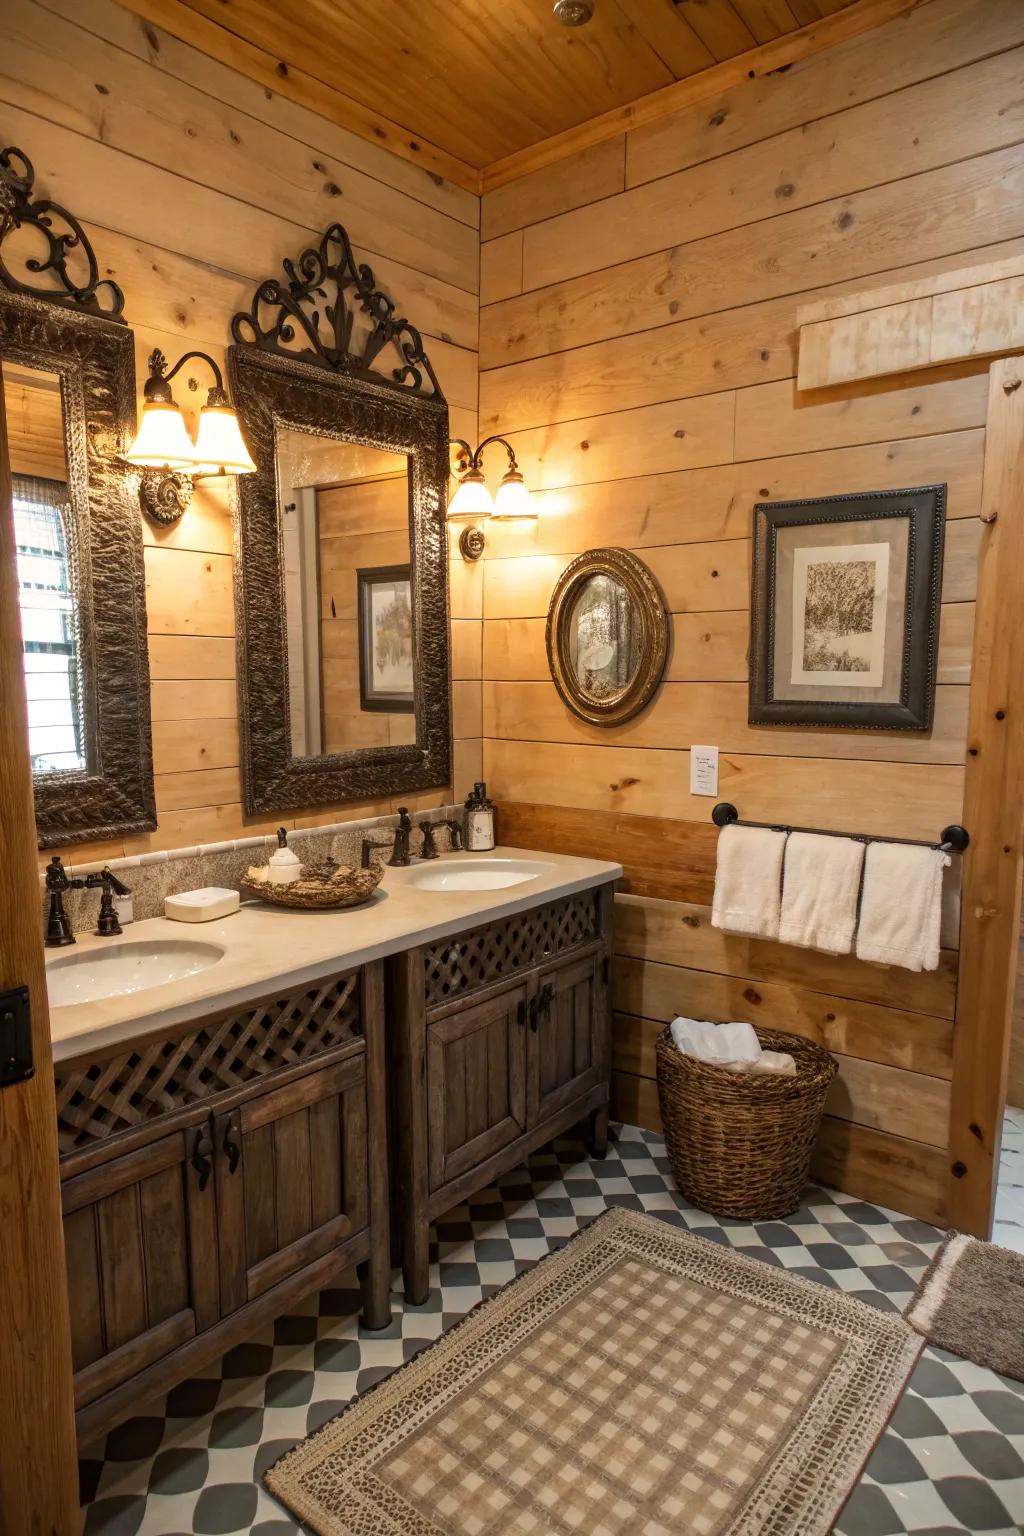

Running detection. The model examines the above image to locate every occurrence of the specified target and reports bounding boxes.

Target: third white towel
[778,831,865,955]
[855,841,951,972]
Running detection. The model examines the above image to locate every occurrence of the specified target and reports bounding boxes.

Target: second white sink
[403,857,555,892]
[47,939,225,1008]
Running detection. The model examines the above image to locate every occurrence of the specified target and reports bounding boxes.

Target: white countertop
[47,847,621,1063]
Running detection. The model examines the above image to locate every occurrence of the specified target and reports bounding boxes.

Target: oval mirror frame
[545,547,669,726]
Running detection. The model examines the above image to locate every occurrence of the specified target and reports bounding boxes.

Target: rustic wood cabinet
[391,883,616,1303]
[53,962,389,1444]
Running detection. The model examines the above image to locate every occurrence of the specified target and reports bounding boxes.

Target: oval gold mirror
[546,548,668,725]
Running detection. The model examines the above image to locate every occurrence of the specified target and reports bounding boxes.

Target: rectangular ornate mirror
[0,145,155,847]
[229,224,452,815]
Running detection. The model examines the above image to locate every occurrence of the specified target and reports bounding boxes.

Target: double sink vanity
[2,154,623,1446]
[49,848,619,1443]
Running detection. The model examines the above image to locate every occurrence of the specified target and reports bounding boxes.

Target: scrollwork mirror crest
[546,548,669,727]
[230,222,443,399]
[229,221,451,816]
[0,144,155,846]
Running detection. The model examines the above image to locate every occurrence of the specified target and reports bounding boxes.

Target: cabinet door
[427,984,528,1192]
[61,1127,219,1409]
[529,953,604,1127]
[214,1054,368,1314]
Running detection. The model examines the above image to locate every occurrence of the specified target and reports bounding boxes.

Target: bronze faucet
[445,817,464,852]
[361,807,414,869]
[419,820,440,859]
[83,868,131,936]
[44,858,131,945]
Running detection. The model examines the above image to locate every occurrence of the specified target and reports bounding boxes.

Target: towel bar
[710,802,970,854]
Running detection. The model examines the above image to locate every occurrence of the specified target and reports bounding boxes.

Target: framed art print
[357,563,415,713]
[749,485,946,731]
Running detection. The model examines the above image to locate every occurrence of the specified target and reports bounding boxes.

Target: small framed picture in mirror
[749,484,945,731]
[358,564,415,714]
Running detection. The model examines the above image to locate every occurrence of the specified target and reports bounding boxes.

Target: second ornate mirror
[230,224,451,815]
[546,548,669,726]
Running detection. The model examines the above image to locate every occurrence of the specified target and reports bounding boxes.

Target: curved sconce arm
[448,434,531,560]
[145,348,228,407]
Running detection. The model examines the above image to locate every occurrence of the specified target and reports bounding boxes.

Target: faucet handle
[102,866,131,897]
[45,853,70,892]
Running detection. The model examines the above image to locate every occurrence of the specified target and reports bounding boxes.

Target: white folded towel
[724,1050,797,1077]
[778,831,865,955]
[671,1017,761,1065]
[855,841,951,972]
[711,824,787,940]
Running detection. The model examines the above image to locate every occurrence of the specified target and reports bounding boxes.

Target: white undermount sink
[46,939,225,1008]
[403,857,556,892]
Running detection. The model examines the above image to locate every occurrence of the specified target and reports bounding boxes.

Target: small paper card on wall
[690,745,719,796]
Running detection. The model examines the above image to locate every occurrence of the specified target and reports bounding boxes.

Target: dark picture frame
[357,564,415,713]
[749,484,946,731]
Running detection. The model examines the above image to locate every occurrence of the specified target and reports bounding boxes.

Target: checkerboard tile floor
[81,1121,1024,1536]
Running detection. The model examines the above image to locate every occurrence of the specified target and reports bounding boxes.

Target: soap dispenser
[267,826,302,885]
[464,782,495,852]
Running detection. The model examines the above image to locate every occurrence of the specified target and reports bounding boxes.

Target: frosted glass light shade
[448,470,493,519]
[493,471,534,519]
[124,402,197,469]
[192,405,257,475]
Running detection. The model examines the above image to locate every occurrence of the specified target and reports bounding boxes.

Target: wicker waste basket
[655,1025,837,1222]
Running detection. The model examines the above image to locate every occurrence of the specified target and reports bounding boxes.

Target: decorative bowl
[240,857,384,911]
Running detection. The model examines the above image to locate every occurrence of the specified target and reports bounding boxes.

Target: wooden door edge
[946,358,1024,1235]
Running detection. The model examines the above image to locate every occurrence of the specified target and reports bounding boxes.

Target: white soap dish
[164,887,241,923]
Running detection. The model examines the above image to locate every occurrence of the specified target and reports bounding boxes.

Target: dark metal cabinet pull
[222,1114,241,1175]
[190,1124,213,1192]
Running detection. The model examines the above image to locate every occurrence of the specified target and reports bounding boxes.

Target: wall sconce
[448,435,534,561]
[124,348,256,525]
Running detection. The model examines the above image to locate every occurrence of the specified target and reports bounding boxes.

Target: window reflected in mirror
[276,428,414,758]
[2,361,85,773]
[566,572,641,704]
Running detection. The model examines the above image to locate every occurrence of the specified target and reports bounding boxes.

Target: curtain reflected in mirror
[2,361,85,773]
[277,428,414,759]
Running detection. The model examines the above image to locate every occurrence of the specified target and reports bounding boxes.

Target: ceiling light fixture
[125,348,256,525]
[449,435,535,560]
[553,0,595,25]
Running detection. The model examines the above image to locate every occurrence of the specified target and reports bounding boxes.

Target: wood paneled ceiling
[119,0,903,190]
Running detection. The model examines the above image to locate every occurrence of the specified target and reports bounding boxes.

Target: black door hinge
[0,986,34,1088]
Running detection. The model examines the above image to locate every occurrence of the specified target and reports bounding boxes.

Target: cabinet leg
[359,1255,392,1332]
[589,1104,610,1158]
[403,1215,431,1306]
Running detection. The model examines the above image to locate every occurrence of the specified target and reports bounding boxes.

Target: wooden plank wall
[2,0,482,866]
[479,0,1024,1226]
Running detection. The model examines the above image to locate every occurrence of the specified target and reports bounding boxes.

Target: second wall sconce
[124,348,256,525]
[449,434,533,560]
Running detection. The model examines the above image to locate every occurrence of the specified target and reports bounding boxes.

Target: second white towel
[778,831,865,955]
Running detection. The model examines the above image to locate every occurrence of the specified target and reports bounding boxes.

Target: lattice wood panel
[55,972,361,1154]
[424,894,597,1010]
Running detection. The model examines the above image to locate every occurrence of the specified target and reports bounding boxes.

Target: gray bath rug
[906,1230,1024,1380]
[266,1206,921,1535]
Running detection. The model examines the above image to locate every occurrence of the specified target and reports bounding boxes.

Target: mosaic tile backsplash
[41,806,462,936]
